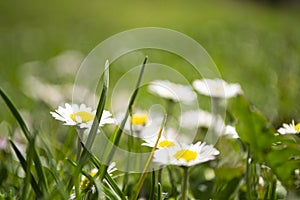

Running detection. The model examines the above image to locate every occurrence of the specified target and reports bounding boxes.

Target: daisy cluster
[140,78,243,167]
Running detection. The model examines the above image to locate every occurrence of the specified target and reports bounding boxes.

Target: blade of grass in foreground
[132,114,166,200]
[80,141,126,200]
[1,88,48,194]
[67,60,110,193]
[22,135,35,200]
[98,56,148,181]
[0,89,30,140]
[79,59,110,165]
[9,139,43,198]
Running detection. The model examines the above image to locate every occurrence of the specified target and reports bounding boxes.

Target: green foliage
[230,95,300,195]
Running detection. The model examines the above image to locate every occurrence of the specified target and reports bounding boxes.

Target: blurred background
[1,0,300,127]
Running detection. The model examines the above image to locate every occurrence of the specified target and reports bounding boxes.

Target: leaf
[9,139,43,198]
[99,56,148,181]
[1,89,48,193]
[230,95,275,161]
[0,88,30,140]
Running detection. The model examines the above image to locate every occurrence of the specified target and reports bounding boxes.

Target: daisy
[180,110,213,129]
[180,110,225,133]
[131,112,148,126]
[50,103,115,129]
[193,78,242,99]
[224,125,239,139]
[277,120,300,135]
[117,110,164,138]
[148,80,196,104]
[80,162,117,190]
[142,129,179,149]
[153,142,219,167]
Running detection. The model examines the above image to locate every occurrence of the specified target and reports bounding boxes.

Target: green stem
[206,97,220,144]
[76,129,84,162]
[99,57,148,181]
[181,166,189,200]
[167,165,178,197]
[158,167,163,183]
[246,145,252,200]
[165,99,175,127]
[131,115,167,200]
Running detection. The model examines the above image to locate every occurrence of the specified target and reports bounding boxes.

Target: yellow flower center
[80,169,98,190]
[214,85,222,92]
[295,123,300,131]
[174,149,197,162]
[158,140,175,148]
[70,111,94,123]
[131,113,148,126]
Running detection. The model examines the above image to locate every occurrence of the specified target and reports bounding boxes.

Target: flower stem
[99,57,148,182]
[132,114,167,200]
[205,97,220,144]
[246,144,254,200]
[181,166,189,200]
[76,129,83,162]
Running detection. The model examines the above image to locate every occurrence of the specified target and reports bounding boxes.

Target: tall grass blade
[81,141,126,200]
[67,60,110,192]
[1,89,48,193]
[84,59,110,153]
[99,56,148,181]
[22,136,35,200]
[132,114,166,200]
[0,88,30,140]
[9,139,43,198]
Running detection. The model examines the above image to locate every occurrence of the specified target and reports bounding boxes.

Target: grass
[0,0,300,199]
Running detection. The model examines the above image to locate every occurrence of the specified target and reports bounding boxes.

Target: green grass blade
[104,173,126,200]
[22,136,35,200]
[132,114,166,200]
[67,60,110,192]
[157,182,162,200]
[32,141,49,194]
[84,59,110,153]
[0,89,48,192]
[45,181,70,200]
[9,139,43,198]
[81,141,126,200]
[99,56,148,181]
[0,88,30,140]
[150,169,155,200]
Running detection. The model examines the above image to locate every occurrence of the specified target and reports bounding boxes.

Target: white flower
[50,103,115,129]
[117,110,164,138]
[107,162,117,176]
[153,142,219,167]
[142,129,180,149]
[224,125,239,139]
[180,110,213,129]
[180,110,225,132]
[193,78,242,98]
[148,80,196,104]
[277,120,300,135]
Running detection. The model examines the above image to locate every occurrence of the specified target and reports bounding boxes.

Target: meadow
[0,0,300,199]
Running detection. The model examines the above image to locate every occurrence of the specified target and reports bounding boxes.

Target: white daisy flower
[277,120,300,135]
[117,110,164,138]
[180,110,225,132]
[148,80,196,104]
[153,142,219,167]
[141,128,180,149]
[224,125,239,139]
[50,103,115,129]
[180,110,213,129]
[193,78,242,99]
